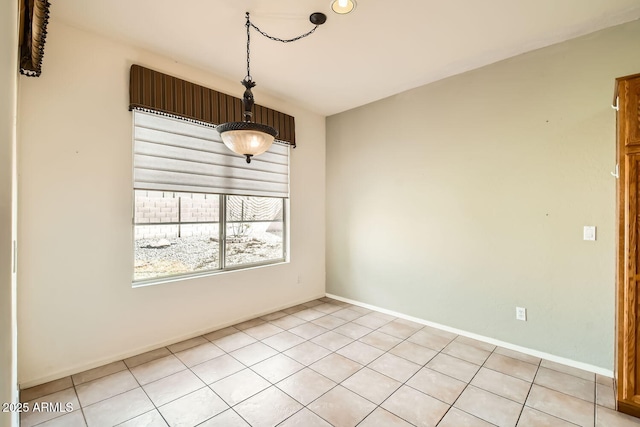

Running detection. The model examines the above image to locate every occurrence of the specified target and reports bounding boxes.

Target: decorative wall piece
[19,0,51,77]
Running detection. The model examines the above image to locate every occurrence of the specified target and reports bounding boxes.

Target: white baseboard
[326,293,613,378]
[19,294,326,390]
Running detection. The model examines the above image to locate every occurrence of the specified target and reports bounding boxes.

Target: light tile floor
[19,297,639,427]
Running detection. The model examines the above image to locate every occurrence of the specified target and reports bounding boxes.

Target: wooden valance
[19,0,51,77]
[129,65,296,147]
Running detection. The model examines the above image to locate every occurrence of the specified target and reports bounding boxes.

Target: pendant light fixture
[331,0,357,14]
[217,12,326,163]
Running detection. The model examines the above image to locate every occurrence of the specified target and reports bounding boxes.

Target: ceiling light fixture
[331,0,356,14]
[217,12,326,163]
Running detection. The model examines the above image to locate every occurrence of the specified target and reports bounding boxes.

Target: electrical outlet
[516,307,527,321]
[297,275,301,284]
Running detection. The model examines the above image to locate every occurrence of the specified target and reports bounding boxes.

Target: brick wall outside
[134,190,219,240]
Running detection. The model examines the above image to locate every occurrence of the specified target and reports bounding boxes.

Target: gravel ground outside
[134,234,283,281]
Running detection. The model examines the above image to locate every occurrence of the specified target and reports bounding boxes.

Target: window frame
[132,191,289,287]
[131,192,290,288]
[220,193,288,271]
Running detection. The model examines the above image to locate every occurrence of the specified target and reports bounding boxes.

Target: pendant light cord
[245,13,252,81]
[245,11,320,80]
[249,20,320,44]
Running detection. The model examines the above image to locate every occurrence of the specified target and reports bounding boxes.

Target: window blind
[133,110,289,198]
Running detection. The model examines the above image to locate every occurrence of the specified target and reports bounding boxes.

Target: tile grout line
[512,354,541,427]
[270,307,394,426]
[21,303,374,426]
[147,307,488,425]
[233,311,342,426]
[358,315,585,426]
[593,378,597,425]
[439,343,498,426]
[71,380,90,427]
[197,309,342,425]
[346,326,420,427]
[22,298,610,427]
[120,353,173,427]
[272,312,363,425]
[343,318,457,426]
[129,358,176,427]
[203,383,242,425]
[211,311,389,426]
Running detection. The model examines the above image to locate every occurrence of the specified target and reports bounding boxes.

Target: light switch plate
[583,226,596,241]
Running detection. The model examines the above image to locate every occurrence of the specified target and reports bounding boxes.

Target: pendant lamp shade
[217,122,277,163]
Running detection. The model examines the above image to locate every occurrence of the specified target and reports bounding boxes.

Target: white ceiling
[55,0,640,116]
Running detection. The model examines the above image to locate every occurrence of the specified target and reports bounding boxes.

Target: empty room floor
[19,297,638,427]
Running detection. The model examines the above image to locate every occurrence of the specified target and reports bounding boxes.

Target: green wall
[326,20,640,370]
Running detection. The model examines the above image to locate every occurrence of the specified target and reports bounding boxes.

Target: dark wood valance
[129,65,296,147]
[19,0,51,77]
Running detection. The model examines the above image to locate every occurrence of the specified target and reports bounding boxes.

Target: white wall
[1,0,18,425]
[326,20,640,370]
[18,18,326,387]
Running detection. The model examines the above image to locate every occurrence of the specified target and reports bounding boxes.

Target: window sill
[131,258,288,288]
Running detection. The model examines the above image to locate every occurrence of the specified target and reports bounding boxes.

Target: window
[133,192,285,282]
[225,195,285,267]
[132,111,289,284]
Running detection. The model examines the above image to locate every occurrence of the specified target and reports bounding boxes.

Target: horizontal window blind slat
[134,170,288,196]
[134,182,284,198]
[136,111,291,156]
[134,152,288,178]
[135,112,290,164]
[135,111,220,140]
[133,110,289,198]
[134,155,288,184]
[135,129,234,157]
[134,153,288,180]
[134,129,289,166]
